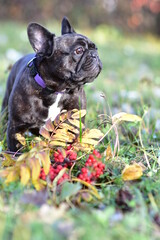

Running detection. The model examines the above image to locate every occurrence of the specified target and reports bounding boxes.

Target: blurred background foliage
[0,0,160,35]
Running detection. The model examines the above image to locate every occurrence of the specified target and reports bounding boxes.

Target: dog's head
[27,17,102,88]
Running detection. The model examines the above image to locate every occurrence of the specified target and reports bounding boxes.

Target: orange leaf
[37,151,50,175]
[122,163,143,181]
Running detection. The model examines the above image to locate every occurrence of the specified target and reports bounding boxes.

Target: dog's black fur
[2,17,102,151]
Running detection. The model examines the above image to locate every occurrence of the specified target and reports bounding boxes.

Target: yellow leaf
[60,123,79,134]
[83,129,104,139]
[73,142,94,152]
[32,179,46,191]
[33,139,48,148]
[2,153,16,167]
[37,151,50,175]
[52,132,75,143]
[17,152,31,162]
[68,118,85,129]
[39,127,51,140]
[112,112,142,124]
[105,145,113,161]
[20,165,31,185]
[5,168,19,183]
[72,178,102,200]
[81,138,98,145]
[71,109,86,119]
[29,157,41,181]
[122,163,143,181]
[15,133,26,146]
[56,110,68,122]
[49,140,67,148]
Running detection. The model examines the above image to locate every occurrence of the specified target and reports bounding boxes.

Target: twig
[138,111,151,169]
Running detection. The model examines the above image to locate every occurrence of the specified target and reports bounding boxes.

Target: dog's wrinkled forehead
[55,33,96,52]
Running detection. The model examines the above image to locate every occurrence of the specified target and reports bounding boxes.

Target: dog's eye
[74,47,84,55]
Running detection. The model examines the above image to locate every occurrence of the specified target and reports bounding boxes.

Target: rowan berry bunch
[39,146,77,184]
[39,148,105,185]
[78,150,105,183]
[53,146,77,167]
[39,165,69,185]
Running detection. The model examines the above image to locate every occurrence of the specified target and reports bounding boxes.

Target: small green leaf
[60,182,82,201]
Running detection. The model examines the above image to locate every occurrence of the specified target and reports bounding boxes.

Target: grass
[0,21,160,240]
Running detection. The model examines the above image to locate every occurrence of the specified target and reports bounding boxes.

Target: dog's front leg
[6,121,27,152]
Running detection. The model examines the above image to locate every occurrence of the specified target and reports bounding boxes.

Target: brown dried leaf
[115,189,133,212]
[39,127,51,140]
[44,119,55,132]
[105,144,113,161]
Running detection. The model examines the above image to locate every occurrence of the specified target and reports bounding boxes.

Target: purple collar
[27,57,46,89]
[34,73,46,88]
[27,57,66,94]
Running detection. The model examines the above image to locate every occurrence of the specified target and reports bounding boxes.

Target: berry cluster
[39,146,77,185]
[78,150,105,183]
[53,147,77,167]
[39,165,69,185]
[39,148,105,185]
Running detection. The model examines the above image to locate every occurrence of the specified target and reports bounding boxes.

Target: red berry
[81,167,88,174]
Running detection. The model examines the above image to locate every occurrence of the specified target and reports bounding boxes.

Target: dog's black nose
[90,51,97,59]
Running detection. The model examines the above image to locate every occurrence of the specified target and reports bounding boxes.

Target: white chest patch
[45,93,62,122]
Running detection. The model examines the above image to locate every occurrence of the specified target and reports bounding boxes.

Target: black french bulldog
[1,17,102,151]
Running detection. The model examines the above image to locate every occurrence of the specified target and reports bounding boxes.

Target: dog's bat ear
[61,17,76,35]
[27,23,55,57]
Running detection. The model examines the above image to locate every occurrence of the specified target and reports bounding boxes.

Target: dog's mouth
[70,54,102,85]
